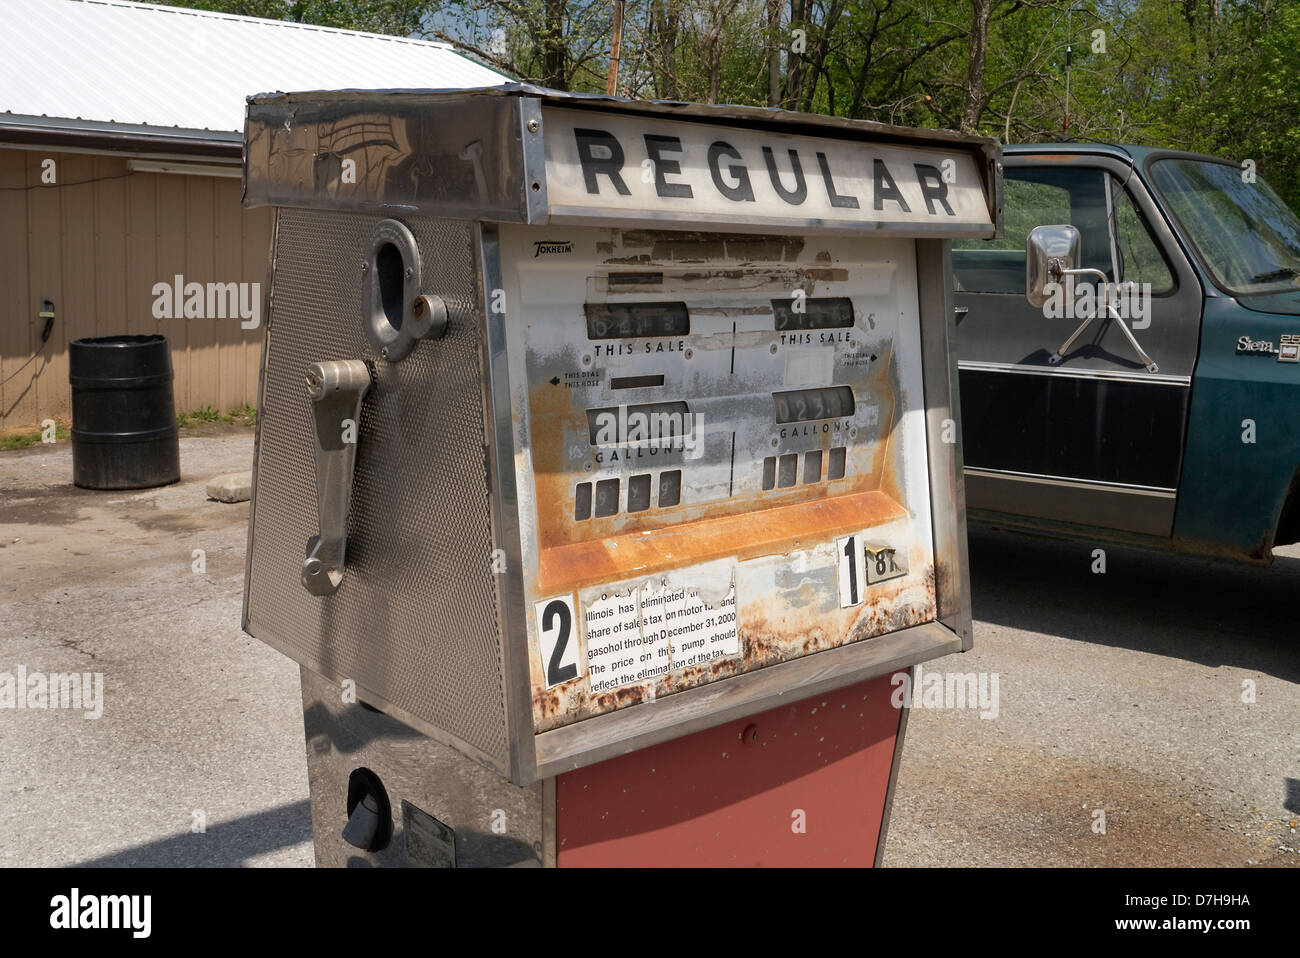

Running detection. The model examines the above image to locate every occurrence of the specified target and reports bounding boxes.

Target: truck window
[954,164,1173,295]
[954,174,1070,293]
[1149,157,1300,294]
[1112,180,1175,294]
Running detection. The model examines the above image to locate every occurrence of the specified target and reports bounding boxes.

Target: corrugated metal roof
[0,0,509,143]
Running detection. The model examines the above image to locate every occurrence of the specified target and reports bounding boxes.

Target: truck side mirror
[1026,224,1082,308]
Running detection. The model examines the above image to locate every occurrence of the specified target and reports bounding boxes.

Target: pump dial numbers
[865,546,907,585]
[837,535,866,608]
[535,595,581,688]
[838,537,906,606]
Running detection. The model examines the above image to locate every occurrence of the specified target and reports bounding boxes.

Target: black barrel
[69,335,181,490]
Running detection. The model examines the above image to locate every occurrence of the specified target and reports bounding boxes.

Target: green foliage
[175,405,256,428]
[0,422,70,451]
[148,0,1300,208]
[144,0,426,34]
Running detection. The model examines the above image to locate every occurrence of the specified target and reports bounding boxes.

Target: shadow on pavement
[967,523,1300,683]
[73,800,312,868]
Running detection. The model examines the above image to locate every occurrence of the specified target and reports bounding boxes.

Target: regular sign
[543,106,994,234]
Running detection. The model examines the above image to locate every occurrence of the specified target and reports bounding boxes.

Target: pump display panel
[501,227,936,731]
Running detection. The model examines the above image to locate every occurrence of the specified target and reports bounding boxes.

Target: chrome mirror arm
[1046,267,1158,373]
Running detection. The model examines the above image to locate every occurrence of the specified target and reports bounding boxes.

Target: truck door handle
[954,306,969,321]
[301,359,372,596]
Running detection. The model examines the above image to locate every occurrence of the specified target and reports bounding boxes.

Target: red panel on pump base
[555,673,903,867]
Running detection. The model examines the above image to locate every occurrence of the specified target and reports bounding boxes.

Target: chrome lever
[301,359,372,596]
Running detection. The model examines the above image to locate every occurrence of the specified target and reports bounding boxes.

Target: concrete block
[206,471,252,503]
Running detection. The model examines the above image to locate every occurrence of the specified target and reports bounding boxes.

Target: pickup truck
[951,143,1300,564]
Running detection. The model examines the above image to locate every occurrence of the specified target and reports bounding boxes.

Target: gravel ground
[882,524,1300,867]
[0,431,311,867]
[2,430,1296,867]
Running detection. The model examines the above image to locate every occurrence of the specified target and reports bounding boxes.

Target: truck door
[951,154,1202,538]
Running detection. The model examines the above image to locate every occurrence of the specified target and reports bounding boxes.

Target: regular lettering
[915,163,954,215]
[575,128,631,196]
[818,151,859,208]
[763,146,808,205]
[873,158,910,212]
[568,126,964,223]
[708,141,754,201]
[644,134,693,198]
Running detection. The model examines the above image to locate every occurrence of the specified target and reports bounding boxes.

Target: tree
[146,0,429,34]
[960,0,990,132]
[145,0,1300,208]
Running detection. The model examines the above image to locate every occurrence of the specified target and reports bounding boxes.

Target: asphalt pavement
[882,524,1300,866]
[0,431,310,866]
[1,430,1295,866]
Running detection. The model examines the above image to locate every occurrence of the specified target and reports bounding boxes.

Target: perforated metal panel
[246,208,509,767]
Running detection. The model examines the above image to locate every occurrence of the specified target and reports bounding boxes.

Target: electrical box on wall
[242,85,1000,797]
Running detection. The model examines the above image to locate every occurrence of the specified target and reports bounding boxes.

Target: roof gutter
[0,116,241,160]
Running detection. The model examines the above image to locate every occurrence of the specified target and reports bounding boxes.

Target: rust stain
[531,562,937,731]
[536,490,908,595]
[524,227,927,734]
[525,333,902,586]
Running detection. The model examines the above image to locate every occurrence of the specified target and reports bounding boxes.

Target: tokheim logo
[533,240,574,257]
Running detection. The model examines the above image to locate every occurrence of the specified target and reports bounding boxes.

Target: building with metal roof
[0,0,507,156]
[0,0,507,430]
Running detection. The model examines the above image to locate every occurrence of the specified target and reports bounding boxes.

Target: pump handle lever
[301,359,372,596]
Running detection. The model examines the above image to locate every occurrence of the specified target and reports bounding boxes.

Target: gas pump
[241,84,1001,866]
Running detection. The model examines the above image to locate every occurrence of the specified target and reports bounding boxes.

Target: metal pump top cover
[243,83,1002,238]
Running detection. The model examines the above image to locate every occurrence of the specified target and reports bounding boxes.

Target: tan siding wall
[0,147,273,429]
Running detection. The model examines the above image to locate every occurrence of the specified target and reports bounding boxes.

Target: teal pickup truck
[951,144,1300,563]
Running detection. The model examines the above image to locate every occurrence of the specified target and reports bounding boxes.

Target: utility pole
[1063,2,1073,134]
[766,0,781,107]
[606,0,625,96]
